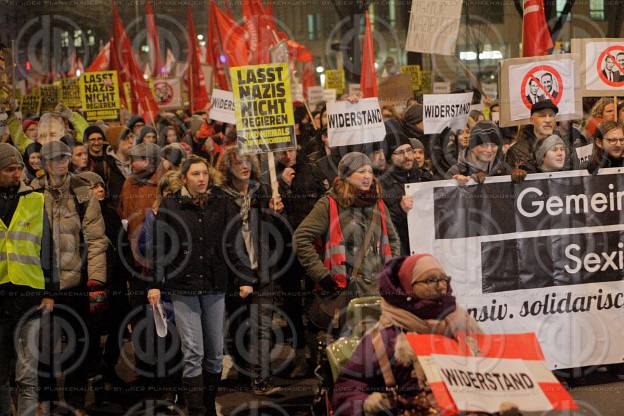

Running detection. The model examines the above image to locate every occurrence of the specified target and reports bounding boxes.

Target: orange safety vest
[323,196,392,288]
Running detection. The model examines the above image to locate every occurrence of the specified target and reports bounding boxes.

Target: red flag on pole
[145,0,163,77]
[360,11,378,98]
[206,5,229,90]
[186,7,209,113]
[522,0,553,57]
[211,0,249,68]
[111,1,159,123]
[86,41,110,72]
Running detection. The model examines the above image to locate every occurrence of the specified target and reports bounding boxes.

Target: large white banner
[406,169,624,370]
[423,92,473,134]
[326,98,386,147]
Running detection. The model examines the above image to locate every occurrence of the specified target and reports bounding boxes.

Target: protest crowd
[1,1,623,416]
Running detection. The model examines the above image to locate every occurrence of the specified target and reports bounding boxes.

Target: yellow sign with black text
[39,84,60,113]
[19,88,42,117]
[400,65,422,92]
[60,77,82,108]
[324,69,345,95]
[230,63,296,155]
[80,70,121,121]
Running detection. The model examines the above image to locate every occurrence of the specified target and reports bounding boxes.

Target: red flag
[211,0,249,68]
[223,0,233,18]
[145,0,163,77]
[360,12,377,98]
[111,1,159,123]
[186,7,209,112]
[522,0,553,57]
[86,41,110,72]
[206,5,229,90]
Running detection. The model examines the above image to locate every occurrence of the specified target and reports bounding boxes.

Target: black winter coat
[153,186,254,295]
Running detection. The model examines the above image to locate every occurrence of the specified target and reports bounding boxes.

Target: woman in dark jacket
[148,155,254,416]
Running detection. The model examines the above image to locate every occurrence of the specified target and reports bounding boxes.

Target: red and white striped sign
[407,332,577,414]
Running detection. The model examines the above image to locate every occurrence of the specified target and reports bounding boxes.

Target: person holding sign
[587,121,624,173]
[332,253,482,415]
[446,121,510,185]
[294,152,400,303]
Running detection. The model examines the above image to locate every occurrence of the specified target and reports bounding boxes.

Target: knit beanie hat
[468,120,501,150]
[384,119,412,161]
[0,143,24,170]
[22,119,38,132]
[136,126,158,145]
[338,152,372,178]
[41,140,71,162]
[535,134,565,168]
[409,138,425,151]
[398,254,445,296]
[160,144,185,167]
[83,125,107,142]
[403,103,423,126]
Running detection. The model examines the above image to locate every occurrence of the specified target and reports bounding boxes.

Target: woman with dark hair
[22,142,42,184]
[149,155,254,415]
[294,152,401,300]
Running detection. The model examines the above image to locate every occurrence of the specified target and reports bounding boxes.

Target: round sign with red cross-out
[520,65,564,110]
[596,45,624,87]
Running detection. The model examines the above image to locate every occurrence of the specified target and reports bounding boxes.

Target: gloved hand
[363,392,391,414]
[511,168,527,183]
[471,171,487,184]
[87,279,108,314]
[318,275,339,293]
[54,103,73,120]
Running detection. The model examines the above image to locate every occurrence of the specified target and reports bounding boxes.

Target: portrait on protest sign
[230,63,296,155]
[500,54,580,126]
[573,38,624,96]
[153,78,182,110]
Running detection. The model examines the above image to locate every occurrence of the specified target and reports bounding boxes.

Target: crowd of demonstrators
[0,86,622,416]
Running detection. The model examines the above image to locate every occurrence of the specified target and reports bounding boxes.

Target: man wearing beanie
[294,151,400,302]
[0,143,57,414]
[380,121,431,255]
[401,102,426,154]
[535,134,567,173]
[446,120,510,184]
[30,140,107,413]
[333,253,481,415]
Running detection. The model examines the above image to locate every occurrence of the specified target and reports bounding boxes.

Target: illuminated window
[307,14,320,41]
[589,0,605,20]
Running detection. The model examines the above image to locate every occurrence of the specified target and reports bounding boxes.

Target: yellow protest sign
[421,70,433,94]
[20,88,42,117]
[230,63,296,155]
[324,69,345,95]
[400,65,422,92]
[80,70,121,121]
[39,84,60,113]
[60,77,82,108]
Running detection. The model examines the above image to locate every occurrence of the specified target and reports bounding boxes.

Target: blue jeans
[171,294,225,378]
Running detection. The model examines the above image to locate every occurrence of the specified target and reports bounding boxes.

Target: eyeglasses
[415,275,451,286]
[604,137,624,145]
[393,148,414,157]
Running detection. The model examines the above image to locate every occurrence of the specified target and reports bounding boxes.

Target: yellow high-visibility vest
[0,192,45,289]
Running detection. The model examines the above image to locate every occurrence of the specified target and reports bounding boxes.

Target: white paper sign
[430,354,553,413]
[507,57,576,121]
[323,89,337,103]
[327,97,386,147]
[423,92,473,134]
[406,0,463,56]
[433,81,452,94]
[209,89,236,124]
[575,143,594,167]
[307,86,324,104]
[585,41,624,91]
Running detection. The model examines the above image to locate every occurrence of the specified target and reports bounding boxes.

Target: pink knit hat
[398,254,444,295]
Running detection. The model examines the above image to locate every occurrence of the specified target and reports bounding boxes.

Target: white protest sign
[307,86,324,104]
[576,39,624,94]
[423,92,473,134]
[506,56,576,121]
[209,88,235,124]
[433,81,452,94]
[431,355,553,413]
[327,97,386,147]
[406,0,462,55]
[575,143,593,167]
[323,89,337,103]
